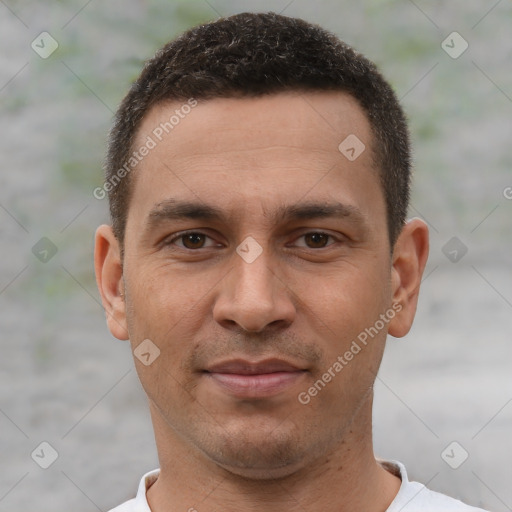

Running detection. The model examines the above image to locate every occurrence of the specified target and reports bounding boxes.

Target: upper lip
[204,358,304,375]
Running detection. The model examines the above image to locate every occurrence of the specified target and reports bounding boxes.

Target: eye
[294,232,337,249]
[164,231,339,251]
[165,231,219,250]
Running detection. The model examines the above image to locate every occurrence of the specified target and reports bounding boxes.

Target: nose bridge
[213,237,295,332]
[233,240,276,306]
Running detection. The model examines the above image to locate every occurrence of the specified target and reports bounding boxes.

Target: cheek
[125,264,214,362]
[124,269,201,411]
[306,264,390,336]
[130,262,201,316]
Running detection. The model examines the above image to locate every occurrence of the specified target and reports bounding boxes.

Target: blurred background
[0,0,510,510]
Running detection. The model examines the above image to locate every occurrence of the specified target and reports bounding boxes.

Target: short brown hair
[105,11,411,249]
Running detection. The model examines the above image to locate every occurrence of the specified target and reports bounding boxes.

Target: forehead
[126,91,384,234]
[134,91,373,160]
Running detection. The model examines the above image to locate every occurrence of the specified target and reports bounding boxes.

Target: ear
[388,218,429,338]
[94,224,129,340]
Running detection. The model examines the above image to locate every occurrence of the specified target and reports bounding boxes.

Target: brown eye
[181,233,206,249]
[164,231,221,252]
[304,232,331,248]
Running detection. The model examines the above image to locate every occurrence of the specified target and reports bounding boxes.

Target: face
[95,91,428,480]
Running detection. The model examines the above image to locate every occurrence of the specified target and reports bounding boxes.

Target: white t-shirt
[108,460,489,512]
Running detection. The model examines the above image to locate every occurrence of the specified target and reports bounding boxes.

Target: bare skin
[95,91,429,512]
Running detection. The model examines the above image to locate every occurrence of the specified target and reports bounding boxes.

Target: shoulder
[106,468,160,512]
[392,481,489,511]
[107,499,137,512]
[383,460,489,512]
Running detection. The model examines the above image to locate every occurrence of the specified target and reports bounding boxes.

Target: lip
[205,358,303,374]
[203,358,307,398]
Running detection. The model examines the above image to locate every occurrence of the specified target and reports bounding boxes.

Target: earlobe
[94,225,129,340]
[387,218,429,339]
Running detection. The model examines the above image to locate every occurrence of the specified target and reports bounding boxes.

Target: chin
[215,459,306,481]
[198,422,310,480]
[211,441,308,481]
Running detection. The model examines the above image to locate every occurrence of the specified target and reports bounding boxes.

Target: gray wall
[0,1,510,510]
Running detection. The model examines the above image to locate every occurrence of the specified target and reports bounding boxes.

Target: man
[94,11,488,512]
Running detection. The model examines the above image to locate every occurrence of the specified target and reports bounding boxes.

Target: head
[95,12,428,479]
[104,11,411,253]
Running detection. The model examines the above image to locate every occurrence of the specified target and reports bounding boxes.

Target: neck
[146,397,400,512]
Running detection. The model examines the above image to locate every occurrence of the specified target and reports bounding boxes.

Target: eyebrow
[145,198,366,233]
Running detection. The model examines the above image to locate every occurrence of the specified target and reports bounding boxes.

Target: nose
[212,243,296,333]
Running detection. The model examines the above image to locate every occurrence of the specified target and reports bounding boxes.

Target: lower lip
[206,371,306,398]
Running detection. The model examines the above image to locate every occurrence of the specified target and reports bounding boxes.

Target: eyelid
[164,230,220,249]
[164,229,341,250]
[290,231,339,248]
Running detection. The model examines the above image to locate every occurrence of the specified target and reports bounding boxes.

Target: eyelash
[164,230,339,250]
